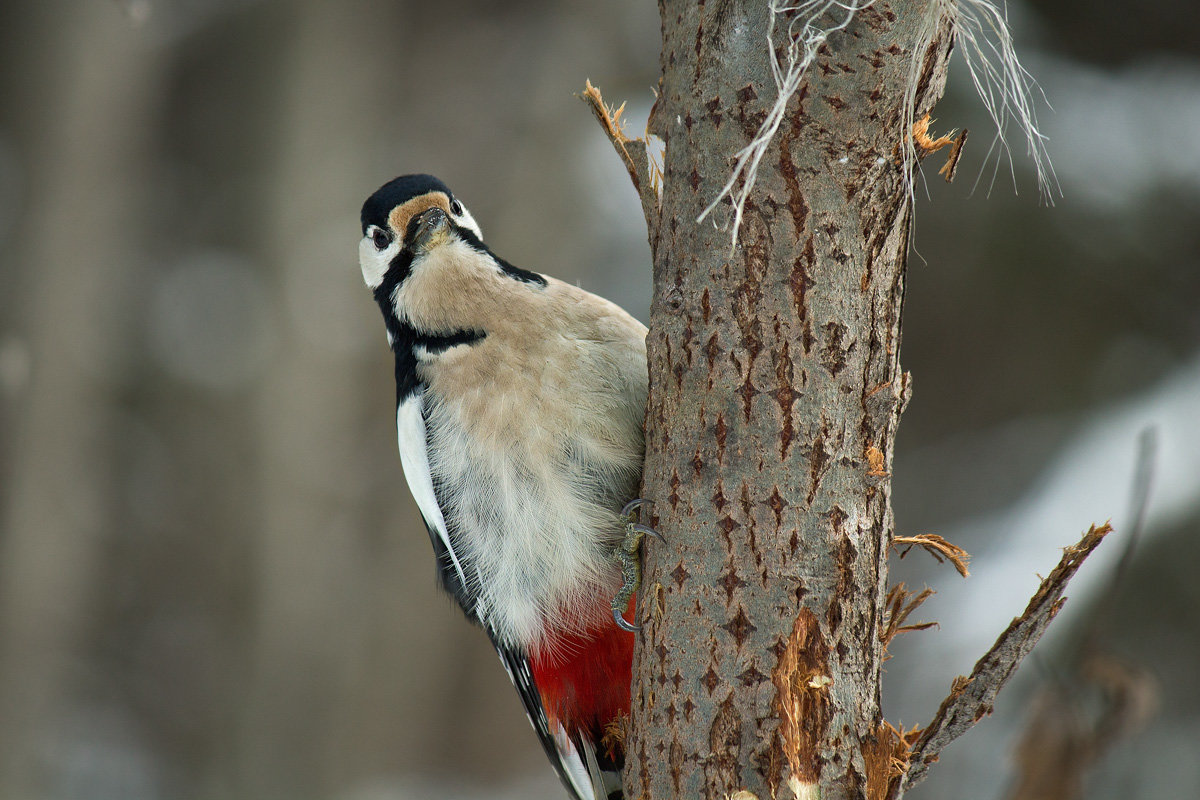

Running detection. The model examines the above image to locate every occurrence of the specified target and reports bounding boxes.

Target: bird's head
[358,174,547,341]
[358,173,483,291]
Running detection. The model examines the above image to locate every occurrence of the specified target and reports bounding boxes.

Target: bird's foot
[612,500,663,633]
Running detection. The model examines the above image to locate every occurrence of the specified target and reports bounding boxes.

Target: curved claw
[629,523,666,545]
[621,498,651,518]
[614,608,641,632]
[612,499,660,634]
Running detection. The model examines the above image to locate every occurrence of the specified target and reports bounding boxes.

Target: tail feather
[577,730,622,799]
[552,723,597,800]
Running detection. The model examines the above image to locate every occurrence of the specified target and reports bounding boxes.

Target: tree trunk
[626,2,951,798]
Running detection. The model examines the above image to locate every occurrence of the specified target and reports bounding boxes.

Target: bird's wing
[396,389,475,612]
[493,640,600,800]
[397,388,616,799]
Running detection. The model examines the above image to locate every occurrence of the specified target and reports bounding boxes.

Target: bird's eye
[370,227,391,250]
[450,199,464,216]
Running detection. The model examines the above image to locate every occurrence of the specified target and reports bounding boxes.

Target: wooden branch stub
[894,533,971,577]
[579,80,660,229]
[901,522,1114,792]
[938,129,968,183]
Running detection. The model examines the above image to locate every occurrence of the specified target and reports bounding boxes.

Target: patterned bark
[625,2,952,797]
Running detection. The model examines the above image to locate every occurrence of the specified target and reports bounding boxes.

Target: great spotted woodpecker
[358,174,651,799]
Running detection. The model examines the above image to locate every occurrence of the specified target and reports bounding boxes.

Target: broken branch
[579,80,660,226]
[894,533,971,577]
[901,522,1114,792]
[938,129,968,183]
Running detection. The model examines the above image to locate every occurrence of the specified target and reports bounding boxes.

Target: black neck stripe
[416,328,486,354]
[373,249,415,313]
[454,227,548,287]
[391,322,485,405]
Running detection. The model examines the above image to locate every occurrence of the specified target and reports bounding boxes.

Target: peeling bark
[624,2,953,798]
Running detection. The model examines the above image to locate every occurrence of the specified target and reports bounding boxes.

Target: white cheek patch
[359,236,399,289]
[455,206,483,240]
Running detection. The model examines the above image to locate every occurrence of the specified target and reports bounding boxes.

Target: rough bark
[625,3,952,798]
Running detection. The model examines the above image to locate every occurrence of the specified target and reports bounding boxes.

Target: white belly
[419,392,635,652]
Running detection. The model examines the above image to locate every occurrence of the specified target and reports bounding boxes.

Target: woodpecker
[358,174,650,800]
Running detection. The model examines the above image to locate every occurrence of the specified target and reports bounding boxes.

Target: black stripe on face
[417,328,486,355]
[373,248,415,318]
[373,221,543,344]
[454,226,548,288]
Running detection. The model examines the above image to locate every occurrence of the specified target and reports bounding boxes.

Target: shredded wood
[938,129,968,182]
[881,583,937,649]
[903,0,1058,202]
[894,533,971,577]
[650,581,665,621]
[772,609,831,786]
[911,113,956,155]
[579,80,660,223]
[902,522,1114,791]
[907,113,970,184]
[601,711,628,760]
[866,445,889,477]
[863,720,922,800]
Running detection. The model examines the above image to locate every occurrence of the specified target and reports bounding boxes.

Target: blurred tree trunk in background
[627,2,951,797]
[233,1,531,795]
[0,4,160,796]
[0,2,630,796]
[234,2,383,795]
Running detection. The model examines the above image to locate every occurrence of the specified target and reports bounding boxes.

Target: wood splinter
[911,112,968,183]
[894,533,971,577]
[579,80,661,222]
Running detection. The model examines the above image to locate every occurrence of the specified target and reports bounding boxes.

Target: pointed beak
[410,207,450,253]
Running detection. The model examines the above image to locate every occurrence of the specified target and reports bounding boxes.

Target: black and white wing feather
[395,389,475,612]
[493,642,597,800]
[395,388,604,800]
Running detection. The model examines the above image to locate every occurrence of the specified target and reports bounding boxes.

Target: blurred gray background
[0,1,1197,798]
